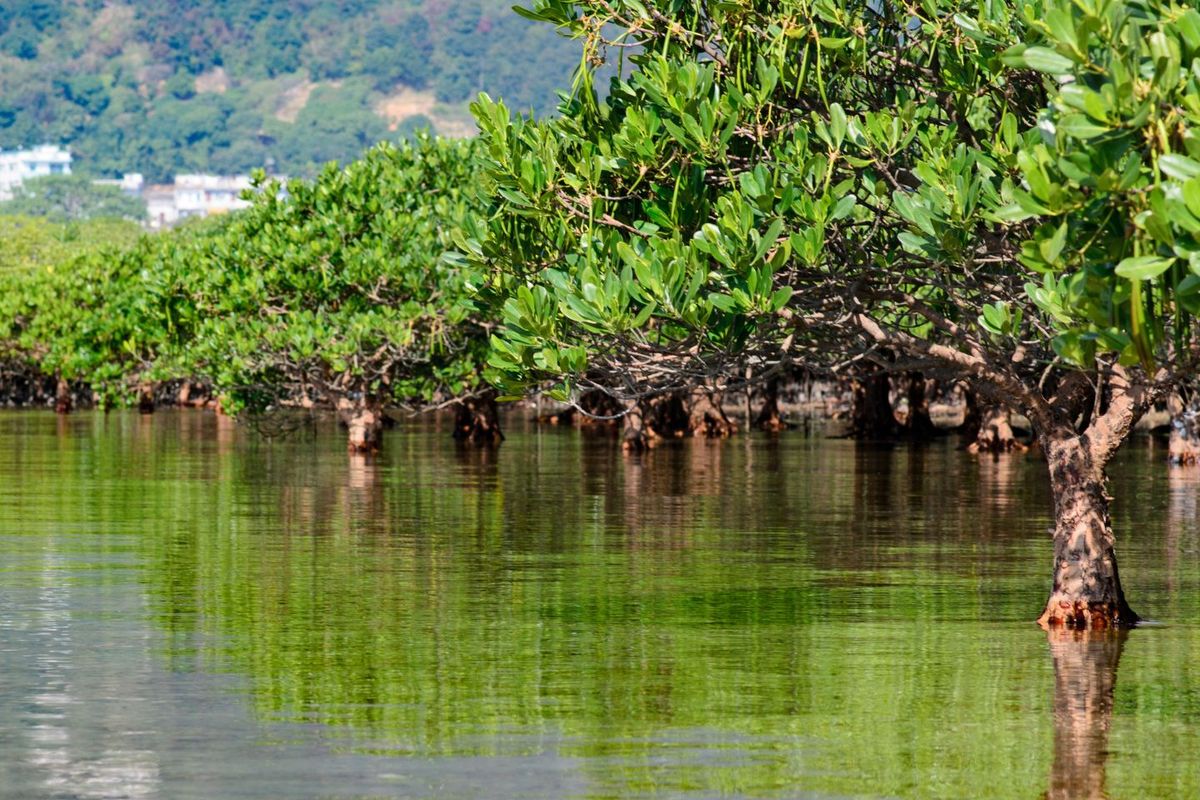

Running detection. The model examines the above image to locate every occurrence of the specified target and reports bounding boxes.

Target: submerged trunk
[453,390,504,445]
[754,378,789,432]
[54,377,72,415]
[1038,433,1137,629]
[137,382,156,414]
[899,372,938,439]
[959,384,981,441]
[1168,398,1200,466]
[337,398,384,453]
[969,405,1027,454]
[621,401,658,453]
[849,371,896,439]
[687,388,737,438]
[1045,629,1125,800]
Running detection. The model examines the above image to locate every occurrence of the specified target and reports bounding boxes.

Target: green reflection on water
[3,411,1200,799]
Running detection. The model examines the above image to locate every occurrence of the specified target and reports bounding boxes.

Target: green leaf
[1159,154,1200,181]
[1114,255,1175,280]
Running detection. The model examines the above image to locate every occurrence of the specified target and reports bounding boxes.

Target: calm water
[1,411,1199,799]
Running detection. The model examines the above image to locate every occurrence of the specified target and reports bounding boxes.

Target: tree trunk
[1044,629,1125,800]
[1167,396,1200,466]
[687,388,737,438]
[54,377,72,415]
[754,378,789,431]
[337,397,384,453]
[899,371,938,439]
[137,382,156,414]
[849,371,896,439]
[621,401,658,453]
[453,390,504,445]
[1038,433,1137,629]
[959,383,981,441]
[969,405,1027,454]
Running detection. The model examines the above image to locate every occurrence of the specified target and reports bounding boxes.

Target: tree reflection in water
[1045,628,1126,800]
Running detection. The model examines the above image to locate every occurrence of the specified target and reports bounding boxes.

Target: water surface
[1,411,1198,799]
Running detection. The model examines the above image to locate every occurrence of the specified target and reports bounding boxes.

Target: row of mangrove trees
[5,0,1200,629]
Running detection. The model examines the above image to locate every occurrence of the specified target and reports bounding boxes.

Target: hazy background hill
[0,0,583,181]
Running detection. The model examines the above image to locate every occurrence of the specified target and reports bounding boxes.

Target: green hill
[0,0,584,182]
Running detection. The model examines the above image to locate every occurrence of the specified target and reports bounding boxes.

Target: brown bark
[849,371,897,439]
[621,401,659,452]
[686,388,737,438]
[54,378,72,415]
[1037,431,1137,629]
[754,378,789,431]
[453,390,504,445]
[969,405,1027,454]
[337,398,384,453]
[1044,628,1125,800]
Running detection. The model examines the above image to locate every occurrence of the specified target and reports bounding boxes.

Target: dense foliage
[182,137,492,433]
[0,137,491,444]
[0,214,142,271]
[465,0,1200,625]
[1,175,147,221]
[0,0,584,181]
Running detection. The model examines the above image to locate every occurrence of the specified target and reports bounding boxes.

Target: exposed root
[337,398,384,453]
[687,388,737,438]
[454,391,504,445]
[1038,599,1137,631]
[968,405,1028,454]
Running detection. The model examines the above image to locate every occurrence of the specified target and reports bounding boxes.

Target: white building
[0,145,72,201]
[141,174,255,229]
[173,174,253,219]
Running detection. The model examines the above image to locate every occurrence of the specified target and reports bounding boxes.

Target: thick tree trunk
[54,377,72,415]
[1038,433,1137,629]
[754,378,789,431]
[622,401,658,453]
[969,405,1027,454]
[686,388,737,438]
[1044,629,1124,800]
[899,371,938,439]
[453,390,504,445]
[849,371,896,439]
[337,397,384,453]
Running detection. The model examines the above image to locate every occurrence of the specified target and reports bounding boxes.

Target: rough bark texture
[753,378,789,431]
[1037,432,1137,629]
[849,371,897,439]
[1044,629,1125,800]
[686,388,737,438]
[337,398,384,453]
[453,390,504,445]
[969,405,1027,454]
[898,371,938,439]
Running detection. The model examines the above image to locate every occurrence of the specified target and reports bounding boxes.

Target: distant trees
[1,175,146,222]
[0,0,585,183]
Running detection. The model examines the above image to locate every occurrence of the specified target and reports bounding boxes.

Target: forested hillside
[0,0,583,181]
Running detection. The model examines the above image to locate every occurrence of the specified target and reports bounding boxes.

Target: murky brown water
[1,410,1198,798]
